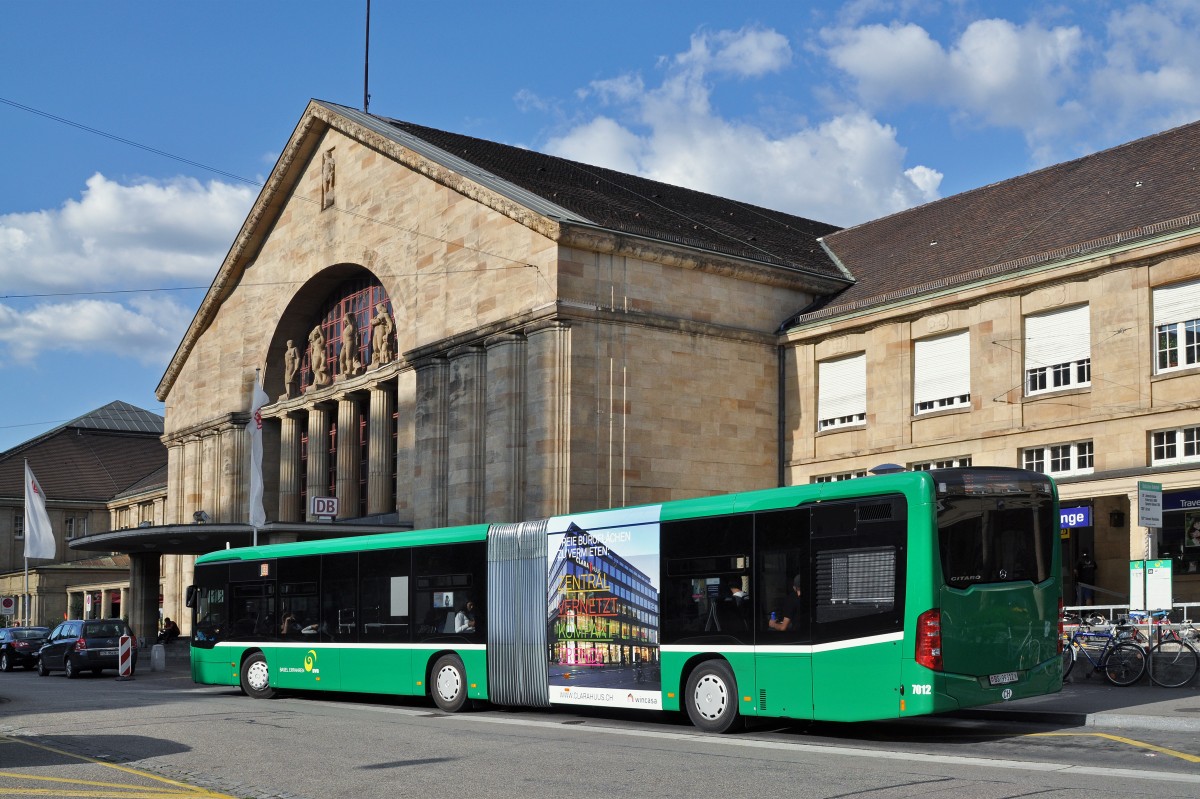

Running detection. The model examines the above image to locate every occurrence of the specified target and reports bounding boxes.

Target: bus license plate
[988,671,1018,685]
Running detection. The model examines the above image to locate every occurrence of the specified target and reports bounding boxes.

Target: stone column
[128,552,161,648]
[395,370,417,525]
[448,345,486,525]
[368,385,396,515]
[219,424,246,523]
[485,333,526,522]
[278,413,302,522]
[335,394,361,519]
[305,404,330,521]
[165,442,184,525]
[414,357,450,529]
[525,321,572,518]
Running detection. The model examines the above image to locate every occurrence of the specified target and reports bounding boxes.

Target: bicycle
[1061,623,1146,686]
[1127,610,1199,688]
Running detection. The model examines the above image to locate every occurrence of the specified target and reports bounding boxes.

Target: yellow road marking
[1028,731,1200,763]
[0,734,235,798]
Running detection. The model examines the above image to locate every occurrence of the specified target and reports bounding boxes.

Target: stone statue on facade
[338,313,363,378]
[281,339,300,399]
[321,148,335,210]
[369,303,395,366]
[308,325,330,389]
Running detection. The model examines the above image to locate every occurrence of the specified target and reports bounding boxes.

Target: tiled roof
[67,400,164,435]
[802,119,1200,322]
[327,103,845,279]
[114,463,168,499]
[0,403,166,502]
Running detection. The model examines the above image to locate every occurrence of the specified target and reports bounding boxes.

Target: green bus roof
[194,524,490,565]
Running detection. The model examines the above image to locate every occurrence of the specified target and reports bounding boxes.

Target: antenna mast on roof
[363,0,372,113]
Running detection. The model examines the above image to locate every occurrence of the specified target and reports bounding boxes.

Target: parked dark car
[0,626,50,671]
[36,619,138,678]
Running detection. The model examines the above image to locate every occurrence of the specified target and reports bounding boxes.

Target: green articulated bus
[189,466,1062,732]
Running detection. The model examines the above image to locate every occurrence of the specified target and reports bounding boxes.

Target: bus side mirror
[185,585,197,609]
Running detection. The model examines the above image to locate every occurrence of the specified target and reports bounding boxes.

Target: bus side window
[754,508,811,642]
[810,495,906,644]
[660,514,753,645]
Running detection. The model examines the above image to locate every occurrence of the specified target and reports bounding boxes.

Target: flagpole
[23,557,29,627]
[253,367,259,548]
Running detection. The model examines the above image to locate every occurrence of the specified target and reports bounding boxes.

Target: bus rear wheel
[685,660,740,733]
[240,652,276,699]
[431,654,468,713]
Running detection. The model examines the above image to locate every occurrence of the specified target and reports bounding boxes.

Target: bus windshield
[933,468,1055,588]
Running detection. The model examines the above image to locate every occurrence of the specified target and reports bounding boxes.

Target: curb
[951,707,1200,733]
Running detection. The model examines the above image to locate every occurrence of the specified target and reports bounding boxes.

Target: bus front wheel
[240,652,276,699]
[431,654,468,713]
[685,660,740,733]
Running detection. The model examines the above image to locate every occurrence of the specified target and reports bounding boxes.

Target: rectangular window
[912,457,973,471]
[1022,441,1094,477]
[65,518,74,540]
[812,471,867,483]
[13,514,23,540]
[913,331,971,414]
[817,354,866,431]
[1153,279,1200,374]
[1150,425,1200,466]
[1025,305,1091,396]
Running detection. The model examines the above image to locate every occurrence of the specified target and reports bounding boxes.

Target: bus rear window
[937,496,1055,587]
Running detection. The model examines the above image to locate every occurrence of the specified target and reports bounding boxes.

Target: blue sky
[2,1,1200,454]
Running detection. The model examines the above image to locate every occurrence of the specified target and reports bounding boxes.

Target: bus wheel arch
[429,652,469,713]
[240,650,276,699]
[683,657,741,733]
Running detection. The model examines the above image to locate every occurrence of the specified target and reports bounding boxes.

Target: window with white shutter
[1153,279,1200,374]
[913,331,970,414]
[817,354,866,431]
[1024,305,1091,395]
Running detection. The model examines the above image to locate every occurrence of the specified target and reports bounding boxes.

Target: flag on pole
[24,462,55,560]
[248,375,269,530]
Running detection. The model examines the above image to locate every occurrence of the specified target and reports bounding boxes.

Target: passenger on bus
[455,599,478,634]
[768,575,803,632]
[280,612,301,638]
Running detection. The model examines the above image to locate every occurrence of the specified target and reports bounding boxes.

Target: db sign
[310,496,339,517]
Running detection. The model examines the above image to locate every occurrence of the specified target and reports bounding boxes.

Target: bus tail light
[915,609,942,671]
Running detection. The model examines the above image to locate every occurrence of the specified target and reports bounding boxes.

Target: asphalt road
[1,667,1197,799]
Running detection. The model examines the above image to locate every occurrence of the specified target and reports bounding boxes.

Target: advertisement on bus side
[546,506,662,709]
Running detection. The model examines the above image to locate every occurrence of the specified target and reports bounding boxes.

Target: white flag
[248,378,269,529]
[24,463,55,560]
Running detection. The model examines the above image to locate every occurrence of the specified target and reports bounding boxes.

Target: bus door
[754,508,813,720]
[807,496,907,722]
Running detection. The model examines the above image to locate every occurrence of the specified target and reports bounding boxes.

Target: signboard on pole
[1146,559,1173,610]
[1138,481,1163,527]
[0,597,14,616]
[1129,561,1145,610]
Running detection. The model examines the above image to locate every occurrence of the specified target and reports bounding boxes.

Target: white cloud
[822,18,1086,144]
[0,173,254,293]
[543,26,940,226]
[0,173,252,366]
[0,295,193,366]
[674,27,793,77]
[1092,1,1200,135]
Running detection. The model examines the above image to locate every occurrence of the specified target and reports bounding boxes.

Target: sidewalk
[953,673,1200,732]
